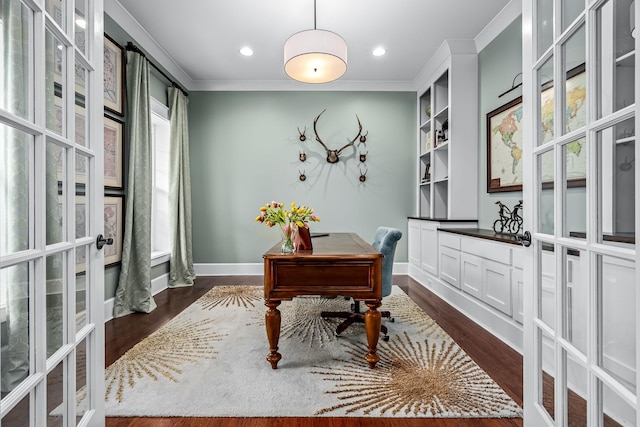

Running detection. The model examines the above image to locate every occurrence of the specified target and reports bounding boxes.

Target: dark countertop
[438,228,522,246]
[408,217,478,223]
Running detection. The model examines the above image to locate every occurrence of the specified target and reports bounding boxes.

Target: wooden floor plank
[105,275,524,427]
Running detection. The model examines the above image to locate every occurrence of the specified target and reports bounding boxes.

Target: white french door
[523,0,639,425]
[1,0,105,426]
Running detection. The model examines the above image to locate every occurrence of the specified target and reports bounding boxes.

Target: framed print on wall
[487,96,524,193]
[104,195,124,267]
[104,34,124,116]
[104,114,124,189]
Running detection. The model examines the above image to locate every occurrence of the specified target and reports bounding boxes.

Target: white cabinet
[457,238,515,316]
[420,221,439,275]
[440,246,461,289]
[461,253,482,299]
[408,220,421,267]
[408,220,525,352]
[408,218,477,278]
[416,40,478,220]
[482,259,512,315]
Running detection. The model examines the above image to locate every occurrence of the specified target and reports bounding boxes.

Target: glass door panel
[600,380,637,425]
[537,0,554,57]
[561,0,584,32]
[538,149,555,234]
[46,252,65,357]
[0,261,32,390]
[539,56,555,146]
[596,0,637,118]
[597,121,636,245]
[46,29,66,135]
[566,350,588,425]
[47,361,65,426]
[563,138,587,238]
[562,25,586,135]
[563,247,587,354]
[599,254,636,393]
[1,124,33,255]
[539,327,557,421]
[539,245,556,329]
[0,0,32,120]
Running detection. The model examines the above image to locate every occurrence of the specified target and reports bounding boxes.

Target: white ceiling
[113,0,514,91]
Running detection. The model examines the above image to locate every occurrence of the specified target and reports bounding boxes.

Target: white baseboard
[408,264,523,354]
[194,263,263,276]
[103,273,169,323]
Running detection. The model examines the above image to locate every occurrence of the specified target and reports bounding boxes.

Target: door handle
[96,234,114,250]
[516,231,532,247]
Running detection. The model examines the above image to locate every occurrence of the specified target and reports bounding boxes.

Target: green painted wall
[188,91,416,264]
[478,17,524,230]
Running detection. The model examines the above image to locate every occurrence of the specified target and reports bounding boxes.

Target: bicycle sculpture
[493,200,523,235]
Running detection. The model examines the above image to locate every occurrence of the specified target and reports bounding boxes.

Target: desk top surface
[263,232,381,258]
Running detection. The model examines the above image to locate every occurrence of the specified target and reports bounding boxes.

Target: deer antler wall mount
[312,109,365,164]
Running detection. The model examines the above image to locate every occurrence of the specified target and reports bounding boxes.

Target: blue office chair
[321,226,402,341]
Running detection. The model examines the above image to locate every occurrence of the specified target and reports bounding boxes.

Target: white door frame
[523,0,639,425]
[0,0,105,425]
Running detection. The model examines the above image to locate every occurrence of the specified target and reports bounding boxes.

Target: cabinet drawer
[461,253,483,299]
[483,259,512,315]
[440,232,461,250]
[440,246,461,289]
[462,237,512,265]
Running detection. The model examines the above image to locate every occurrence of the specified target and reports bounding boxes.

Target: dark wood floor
[105,275,524,427]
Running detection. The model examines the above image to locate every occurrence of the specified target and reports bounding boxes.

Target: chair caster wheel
[390,318,395,322]
[382,335,389,342]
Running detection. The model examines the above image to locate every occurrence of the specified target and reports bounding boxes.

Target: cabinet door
[483,259,512,315]
[511,268,524,324]
[408,220,421,267]
[440,246,461,289]
[420,222,438,275]
[461,253,483,299]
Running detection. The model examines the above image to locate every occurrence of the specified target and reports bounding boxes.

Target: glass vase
[279,224,296,254]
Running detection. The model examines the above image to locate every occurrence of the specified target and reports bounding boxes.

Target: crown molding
[105,0,194,89]
[474,0,522,52]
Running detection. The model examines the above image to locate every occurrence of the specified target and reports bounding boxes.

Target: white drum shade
[284,29,347,83]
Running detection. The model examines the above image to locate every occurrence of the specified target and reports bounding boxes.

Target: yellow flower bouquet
[256,201,320,253]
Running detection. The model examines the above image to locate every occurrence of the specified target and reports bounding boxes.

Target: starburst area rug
[102,285,523,418]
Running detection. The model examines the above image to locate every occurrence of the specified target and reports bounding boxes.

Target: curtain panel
[168,87,195,287]
[113,51,156,317]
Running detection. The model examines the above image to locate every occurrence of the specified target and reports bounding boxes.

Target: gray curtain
[113,51,156,317]
[168,87,195,287]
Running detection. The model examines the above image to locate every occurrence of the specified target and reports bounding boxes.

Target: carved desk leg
[364,300,382,369]
[265,300,282,369]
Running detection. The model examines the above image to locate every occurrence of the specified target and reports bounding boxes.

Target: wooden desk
[263,233,383,369]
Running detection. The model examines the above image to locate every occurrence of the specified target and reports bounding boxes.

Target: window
[150,98,170,261]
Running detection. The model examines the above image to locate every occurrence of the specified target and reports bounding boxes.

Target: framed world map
[486,64,587,193]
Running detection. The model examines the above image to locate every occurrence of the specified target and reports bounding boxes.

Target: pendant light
[284,0,347,84]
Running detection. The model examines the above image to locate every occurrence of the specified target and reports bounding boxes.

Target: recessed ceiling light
[372,47,386,57]
[240,47,254,57]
